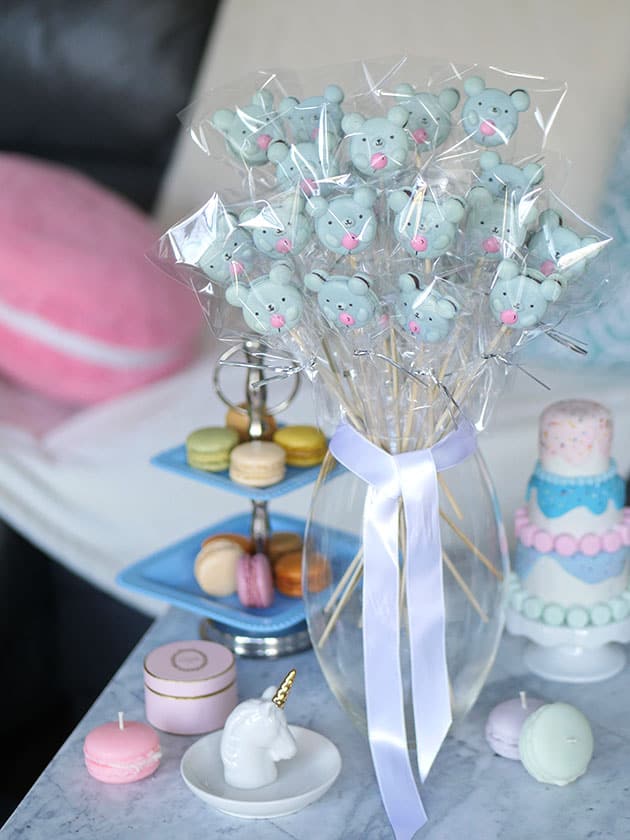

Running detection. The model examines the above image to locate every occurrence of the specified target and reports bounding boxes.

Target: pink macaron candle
[83,712,161,784]
[144,640,238,735]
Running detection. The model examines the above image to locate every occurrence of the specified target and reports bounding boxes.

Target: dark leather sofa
[0,0,220,821]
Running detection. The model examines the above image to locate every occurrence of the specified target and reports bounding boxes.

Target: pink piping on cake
[514,506,630,555]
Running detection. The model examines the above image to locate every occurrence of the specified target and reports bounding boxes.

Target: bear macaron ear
[398,272,419,292]
[395,82,416,98]
[510,89,530,113]
[270,263,294,285]
[341,113,365,135]
[348,274,371,295]
[435,296,459,319]
[212,108,235,134]
[306,196,329,218]
[438,87,460,113]
[268,140,290,164]
[279,96,299,115]
[226,282,247,308]
[304,271,327,292]
[541,277,562,302]
[539,209,561,230]
[354,186,377,208]
[252,89,274,112]
[388,189,410,214]
[479,151,501,172]
[523,163,544,186]
[464,76,486,96]
[387,105,410,128]
[496,258,521,281]
[443,197,466,224]
[467,186,494,208]
[324,84,344,105]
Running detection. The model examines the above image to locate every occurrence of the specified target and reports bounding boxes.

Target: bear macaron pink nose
[480,119,496,136]
[300,178,317,196]
[270,313,286,328]
[275,238,292,254]
[412,128,429,144]
[342,232,359,250]
[339,312,355,327]
[410,235,428,252]
[257,133,272,151]
[540,259,556,276]
[409,321,420,335]
[482,236,500,253]
[500,309,518,325]
[370,152,388,170]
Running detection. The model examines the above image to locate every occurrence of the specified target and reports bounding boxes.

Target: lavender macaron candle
[485,692,545,759]
[144,640,238,735]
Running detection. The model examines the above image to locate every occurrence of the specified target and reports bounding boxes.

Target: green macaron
[186,426,239,472]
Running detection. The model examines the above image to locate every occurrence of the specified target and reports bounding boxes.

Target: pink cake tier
[539,399,612,477]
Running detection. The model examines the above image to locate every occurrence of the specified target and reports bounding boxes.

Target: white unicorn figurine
[220,669,298,789]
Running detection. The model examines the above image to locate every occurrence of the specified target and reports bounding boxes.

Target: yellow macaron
[272,425,327,467]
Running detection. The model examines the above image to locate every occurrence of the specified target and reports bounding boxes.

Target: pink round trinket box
[144,640,238,735]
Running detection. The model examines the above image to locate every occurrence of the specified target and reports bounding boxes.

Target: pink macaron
[237,552,274,608]
[83,715,161,784]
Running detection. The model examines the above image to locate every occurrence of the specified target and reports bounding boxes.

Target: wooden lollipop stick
[323,545,363,614]
[440,509,503,580]
[442,550,489,623]
[318,558,364,648]
[438,474,464,521]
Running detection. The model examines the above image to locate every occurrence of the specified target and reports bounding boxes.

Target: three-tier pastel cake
[509,400,630,628]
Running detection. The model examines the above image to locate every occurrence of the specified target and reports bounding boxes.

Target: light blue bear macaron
[394,83,460,151]
[196,211,256,285]
[225,263,303,334]
[388,188,465,259]
[239,195,312,260]
[527,210,600,283]
[478,151,543,199]
[489,258,562,329]
[465,186,534,260]
[212,90,283,167]
[279,85,345,143]
[341,107,410,176]
[307,186,378,255]
[462,77,530,147]
[396,273,459,342]
[268,136,339,196]
[304,270,379,330]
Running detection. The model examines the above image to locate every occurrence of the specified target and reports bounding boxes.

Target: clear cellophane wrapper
[152,57,615,448]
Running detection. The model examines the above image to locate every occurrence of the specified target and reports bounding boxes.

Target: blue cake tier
[526,460,625,519]
[515,542,628,585]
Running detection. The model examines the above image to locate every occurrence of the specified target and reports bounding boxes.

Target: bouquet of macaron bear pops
[152,59,616,837]
[155,59,613,450]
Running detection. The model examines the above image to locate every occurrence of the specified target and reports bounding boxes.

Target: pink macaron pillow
[0,153,203,405]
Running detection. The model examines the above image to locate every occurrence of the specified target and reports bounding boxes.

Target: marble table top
[4,608,630,840]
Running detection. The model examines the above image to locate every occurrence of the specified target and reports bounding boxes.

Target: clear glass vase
[303,448,510,735]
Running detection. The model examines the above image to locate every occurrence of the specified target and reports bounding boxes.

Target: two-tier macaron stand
[118,339,339,657]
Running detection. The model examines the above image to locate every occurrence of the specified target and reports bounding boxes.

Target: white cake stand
[507,608,630,683]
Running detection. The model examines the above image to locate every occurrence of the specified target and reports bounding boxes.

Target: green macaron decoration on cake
[185,427,240,472]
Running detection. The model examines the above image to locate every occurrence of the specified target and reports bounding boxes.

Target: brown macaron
[225,403,277,442]
[266,531,303,566]
[274,551,331,598]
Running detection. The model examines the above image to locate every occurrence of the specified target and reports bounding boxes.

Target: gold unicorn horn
[271,669,297,708]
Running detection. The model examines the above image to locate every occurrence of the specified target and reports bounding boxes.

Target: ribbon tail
[400,452,452,783]
[362,486,428,839]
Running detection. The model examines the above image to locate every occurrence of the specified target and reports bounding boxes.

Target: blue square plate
[116,512,309,634]
[151,445,338,501]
